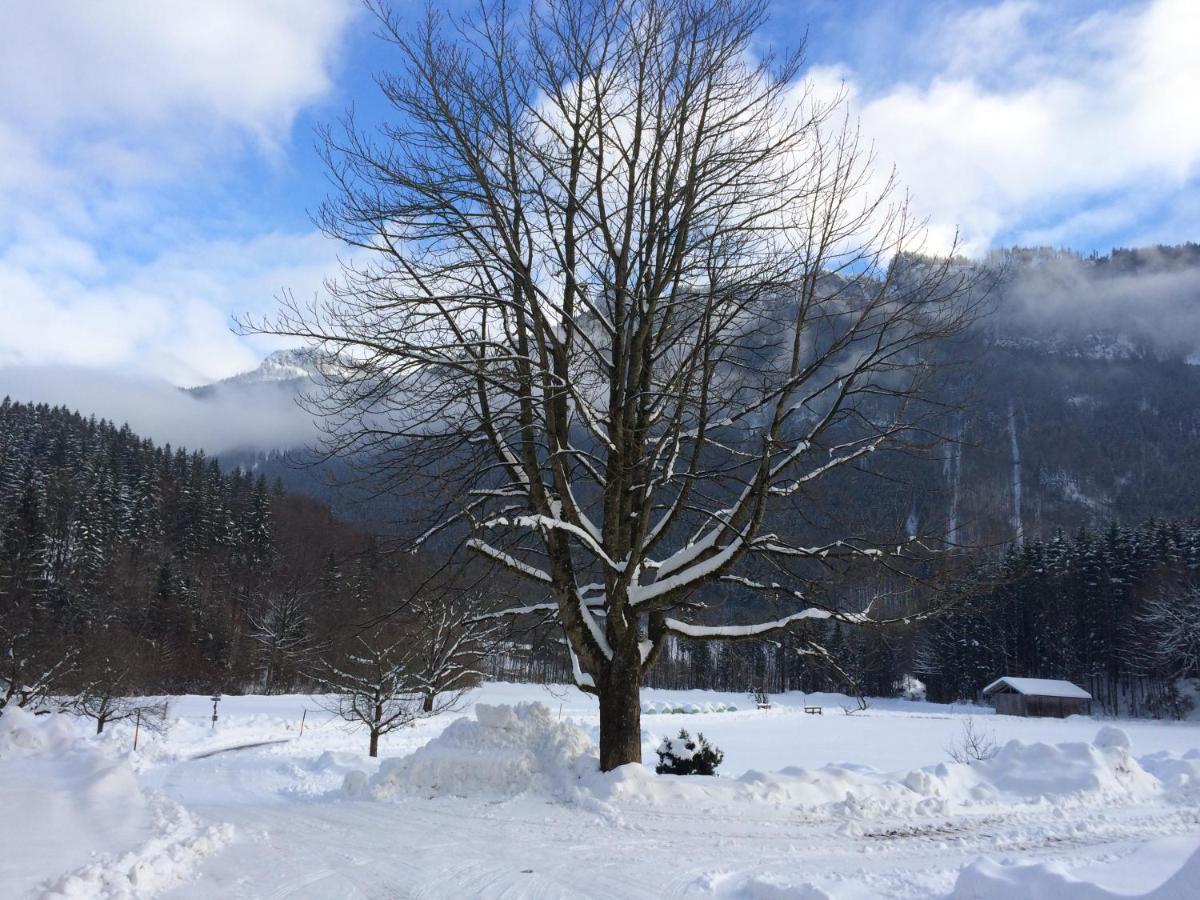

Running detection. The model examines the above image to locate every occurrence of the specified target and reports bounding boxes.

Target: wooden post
[299,709,307,738]
[133,708,141,752]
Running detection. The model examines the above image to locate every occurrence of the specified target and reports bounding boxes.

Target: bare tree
[1138,586,1200,680]
[63,633,167,735]
[247,0,979,768]
[70,686,169,736]
[405,593,498,712]
[314,628,423,757]
[250,584,319,694]
[946,717,999,764]
[1,625,76,717]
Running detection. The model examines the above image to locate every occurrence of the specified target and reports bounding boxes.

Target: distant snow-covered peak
[218,348,322,387]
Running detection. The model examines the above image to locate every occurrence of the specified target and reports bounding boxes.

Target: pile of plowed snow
[1138,748,1200,794]
[352,702,597,801]
[349,704,1162,821]
[592,724,1158,817]
[0,705,78,757]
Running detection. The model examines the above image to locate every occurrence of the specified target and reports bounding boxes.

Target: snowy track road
[158,754,1200,900]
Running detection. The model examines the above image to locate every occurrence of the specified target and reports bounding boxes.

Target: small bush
[946,717,999,764]
[655,729,724,776]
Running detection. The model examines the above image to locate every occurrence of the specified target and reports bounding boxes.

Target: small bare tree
[248,0,981,768]
[405,593,499,713]
[70,689,170,737]
[946,717,999,764]
[315,628,421,757]
[1,624,76,717]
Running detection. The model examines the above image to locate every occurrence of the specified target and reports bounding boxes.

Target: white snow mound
[953,839,1200,898]
[42,799,234,900]
[360,702,597,800]
[1139,749,1200,793]
[0,705,78,757]
[592,727,1158,816]
[968,730,1157,804]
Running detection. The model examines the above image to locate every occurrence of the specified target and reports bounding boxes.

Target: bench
[804,706,823,715]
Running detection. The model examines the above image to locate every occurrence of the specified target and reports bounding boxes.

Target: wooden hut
[981,677,1092,718]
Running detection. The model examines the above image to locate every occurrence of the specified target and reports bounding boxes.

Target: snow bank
[965,728,1157,804]
[590,728,1159,818]
[42,800,234,900]
[0,705,78,757]
[1138,748,1200,793]
[953,839,1200,899]
[358,702,597,801]
[700,870,835,898]
[0,705,234,897]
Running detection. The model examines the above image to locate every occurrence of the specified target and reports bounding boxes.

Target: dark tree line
[5,397,1198,720]
[914,520,1200,716]
[0,398,496,720]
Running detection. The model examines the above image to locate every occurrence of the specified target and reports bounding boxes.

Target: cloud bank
[818,0,1200,255]
[0,0,355,385]
[0,365,318,457]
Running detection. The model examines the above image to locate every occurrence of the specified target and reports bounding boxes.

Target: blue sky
[0,0,1197,386]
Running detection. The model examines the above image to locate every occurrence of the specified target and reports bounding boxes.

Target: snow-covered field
[4,683,1200,899]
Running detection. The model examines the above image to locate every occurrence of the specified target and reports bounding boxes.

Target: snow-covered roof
[982,677,1091,700]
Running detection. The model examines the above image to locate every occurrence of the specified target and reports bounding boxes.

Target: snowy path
[158,763,1200,899]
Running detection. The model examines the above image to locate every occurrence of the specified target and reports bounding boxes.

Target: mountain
[186,348,322,399]
[193,244,1200,543]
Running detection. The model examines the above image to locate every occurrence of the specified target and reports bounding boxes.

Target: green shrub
[655,729,724,776]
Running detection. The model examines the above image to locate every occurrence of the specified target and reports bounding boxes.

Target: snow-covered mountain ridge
[216,347,322,387]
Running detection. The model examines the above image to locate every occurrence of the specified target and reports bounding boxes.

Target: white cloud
[0,1,354,386]
[0,230,337,386]
[0,1,350,141]
[826,0,1200,255]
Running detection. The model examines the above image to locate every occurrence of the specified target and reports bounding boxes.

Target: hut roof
[981,677,1092,700]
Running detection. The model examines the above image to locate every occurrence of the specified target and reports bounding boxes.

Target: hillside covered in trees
[0,397,498,716]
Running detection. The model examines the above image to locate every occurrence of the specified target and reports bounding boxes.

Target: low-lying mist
[0,365,319,457]
[992,247,1200,361]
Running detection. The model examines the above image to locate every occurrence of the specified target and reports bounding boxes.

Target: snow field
[4,684,1200,898]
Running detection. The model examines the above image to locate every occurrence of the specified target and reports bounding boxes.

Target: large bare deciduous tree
[248,0,980,769]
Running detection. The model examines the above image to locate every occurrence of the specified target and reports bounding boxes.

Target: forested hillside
[208,245,1200,547]
[0,398,487,711]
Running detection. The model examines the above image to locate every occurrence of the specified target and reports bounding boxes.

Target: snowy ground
[4,683,1200,899]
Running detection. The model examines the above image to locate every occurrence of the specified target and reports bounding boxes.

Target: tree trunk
[96,717,105,735]
[369,728,379,758]
[598,660,642,771]
[422,691,434,713]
